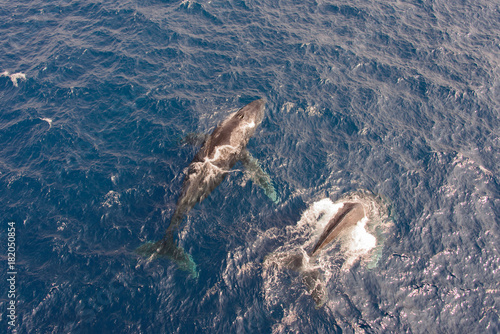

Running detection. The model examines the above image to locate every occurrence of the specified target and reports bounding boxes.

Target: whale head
[197,98,267,161]
[234,98,266,129]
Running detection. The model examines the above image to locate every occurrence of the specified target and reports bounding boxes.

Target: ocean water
[1,0,499,333]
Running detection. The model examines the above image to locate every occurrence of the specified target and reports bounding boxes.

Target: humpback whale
[137,98,278,277]
[282,202,366,307]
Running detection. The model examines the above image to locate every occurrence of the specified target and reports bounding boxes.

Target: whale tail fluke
[136,232,198,279]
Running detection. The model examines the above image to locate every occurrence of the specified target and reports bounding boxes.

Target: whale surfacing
[137,98,278,277]
[280,201,366,308]
[309,202,365,257]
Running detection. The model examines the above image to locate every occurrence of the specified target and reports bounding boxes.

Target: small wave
[40,118,53,128]
[102,191,121,208]
[1,71,26,87]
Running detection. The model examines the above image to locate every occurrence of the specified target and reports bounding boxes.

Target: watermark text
[6,221,17,333]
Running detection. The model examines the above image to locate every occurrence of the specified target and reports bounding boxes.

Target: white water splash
[1,71,26,87]
[102,191,121,208]
[341,217,377,267]
[41,118,53,128]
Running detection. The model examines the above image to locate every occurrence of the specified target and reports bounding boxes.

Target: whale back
[309,202,365,257]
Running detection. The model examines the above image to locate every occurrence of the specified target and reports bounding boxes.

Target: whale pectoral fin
[240,149,280,204]
[179,132,208,146]
[135,232,198,279]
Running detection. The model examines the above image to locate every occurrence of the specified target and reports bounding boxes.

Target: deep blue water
[1,0,499,333]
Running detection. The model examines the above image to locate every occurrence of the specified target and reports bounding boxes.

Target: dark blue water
[1,0,499,332]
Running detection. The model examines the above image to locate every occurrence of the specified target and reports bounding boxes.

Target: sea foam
[1,71,26,87]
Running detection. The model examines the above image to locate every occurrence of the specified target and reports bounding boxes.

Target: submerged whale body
[137,98,278,277]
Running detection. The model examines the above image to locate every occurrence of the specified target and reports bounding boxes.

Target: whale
[137,98,278,277]
[309,202,365,257]
[280,201,366,307]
